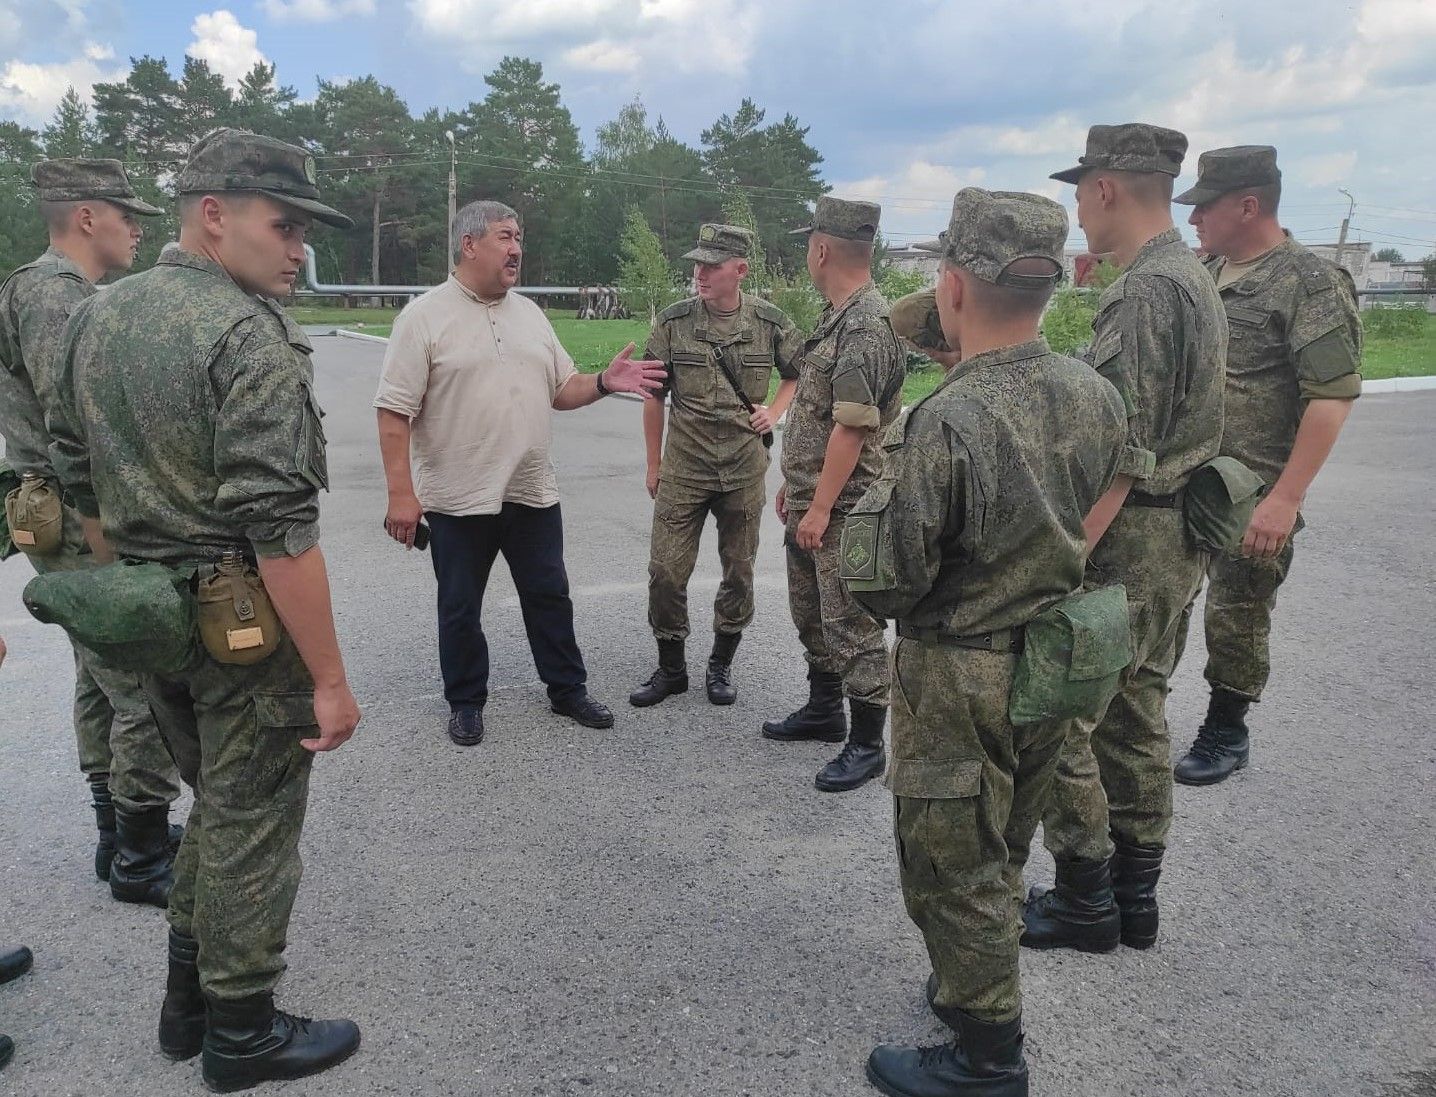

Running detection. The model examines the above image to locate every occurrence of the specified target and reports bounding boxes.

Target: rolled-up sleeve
[211,323,323,558]
[372,306,431,419]
[832,324,901,431]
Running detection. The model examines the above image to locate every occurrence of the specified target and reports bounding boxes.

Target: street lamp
[446,129,456,267]
[1335,187,1355,269]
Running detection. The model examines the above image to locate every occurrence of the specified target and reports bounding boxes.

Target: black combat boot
[1020,857,1121,953]
[705,632,741,705]
[158,929,207,1061]
[629,639,688,707]
[201,992,360,1093]
[89,775,117,881]
[761,668,846,742]
[0,944,32,1069]
[110,805,176,908]
[814,699,886,792]
[866,1010,1029,1097]
[1110,839,1164,949]
[1174,688,1251,786]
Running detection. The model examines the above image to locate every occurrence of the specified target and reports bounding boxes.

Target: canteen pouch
[1009,584,1133,726]
[1184,456,1267,553]
[22,560,197,675]
[0,462,20,561]
[197,558,282,666]
[4,473,63,557]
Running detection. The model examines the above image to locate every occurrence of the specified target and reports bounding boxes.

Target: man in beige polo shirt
[375,199,664,745]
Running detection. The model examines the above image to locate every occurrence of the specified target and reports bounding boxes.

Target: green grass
[297,306,1436,396]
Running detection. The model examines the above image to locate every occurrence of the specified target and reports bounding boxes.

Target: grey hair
[452,200,519,261]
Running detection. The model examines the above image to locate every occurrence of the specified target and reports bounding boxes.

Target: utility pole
[446,129,457,267]
[1335,187,1355,272]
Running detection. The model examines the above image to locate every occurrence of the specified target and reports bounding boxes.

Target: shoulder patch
[1289,247,1341,295]
[656,298,695,323]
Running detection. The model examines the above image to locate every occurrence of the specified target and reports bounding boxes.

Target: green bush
[765,272,824,335]
[1363,303,1426,339]
[1041,288,1097,357]
[877,265,929,302]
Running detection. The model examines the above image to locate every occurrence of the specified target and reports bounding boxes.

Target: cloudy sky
[3,0,1435,256]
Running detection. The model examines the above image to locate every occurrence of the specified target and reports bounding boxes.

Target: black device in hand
[384,520,430,550]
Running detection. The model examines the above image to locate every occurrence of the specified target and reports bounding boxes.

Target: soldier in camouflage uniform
[0,159,183,904]
[48,129,363,1090]
[630,224,801,708]
[890,289,961,370]
[851,189,1127,1097]
[1022,124,1228,953]
[1172,146,1362,785]
[764,197,905,793]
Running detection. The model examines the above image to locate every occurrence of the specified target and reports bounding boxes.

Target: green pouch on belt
[22,559,197,675]
[0,462,20,561]
[4,472,63,557]
[1009,584,1132,726]
[1184,456,1266,553]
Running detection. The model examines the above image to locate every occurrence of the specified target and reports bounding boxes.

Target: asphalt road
[1,334,1432,1097]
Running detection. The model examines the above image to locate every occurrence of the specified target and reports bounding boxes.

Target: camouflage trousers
[784,509,889,706]
[889,638,1068,1025]
[29,510,181,812]
[143,632,315,1001]
[648,477,766,643]
[1041,507,1206,861]
[1191,540,1295,703]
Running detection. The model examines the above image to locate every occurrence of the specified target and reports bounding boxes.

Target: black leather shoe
[0,946,33,985]
[866,1011,1028,1097]
[705,633,741,705]
[90,775,117,881]
[1111,839,1164,949]
[552,692,615,729]
[158,930,206,1061]
[629,639,688,707]
[1174,688,1251,786]
[1021,857,1120,953]
[0,1032,12,1071]
[202,992,360,1093]
[762,668,846,742]
[447,709,484,746]
[110,806,175,908]
[814,742,885,792]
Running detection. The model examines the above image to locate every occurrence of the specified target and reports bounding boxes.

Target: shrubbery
[1041,288,1098,357]
[1362,303,1427,339]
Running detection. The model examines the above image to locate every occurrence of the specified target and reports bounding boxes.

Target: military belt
[1125,489,1185,510]
[896,622,1025,654]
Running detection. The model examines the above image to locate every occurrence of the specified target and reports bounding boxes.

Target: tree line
[0,55,829,290]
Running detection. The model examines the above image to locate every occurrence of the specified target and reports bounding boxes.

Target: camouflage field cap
[889,289,952,354]
[681,223,754,265]
[174,128,353,229]
[1174,145,1281,206]
[1050,123,1188,184]
[789,196,880,241]
[30,159,163,216]
[920,188,1067,288]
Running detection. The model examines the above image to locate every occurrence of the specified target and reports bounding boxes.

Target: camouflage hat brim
[912,236,945,254]
[787,225,815,236]
[256,190,354,230]
[1172,183,1225,206]
[105,195,165,217]
[681,245,742,264]
[1049,164,1089,185]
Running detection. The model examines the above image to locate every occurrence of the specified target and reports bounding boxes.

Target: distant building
[1304,240,1372,286]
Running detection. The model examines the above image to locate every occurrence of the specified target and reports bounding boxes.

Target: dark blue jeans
[427,503,588,711]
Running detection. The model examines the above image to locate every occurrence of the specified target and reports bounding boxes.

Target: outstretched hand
[602,343,666,399]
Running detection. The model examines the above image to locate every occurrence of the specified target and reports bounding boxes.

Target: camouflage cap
[1173,145,1281,206]
[789,196,880,241]
[924,188,1067,288]
[681,223,754,265]
[174,128,353,229]
[1050,123,1188,184]
[889,289,952,354]
[30,159,163,216]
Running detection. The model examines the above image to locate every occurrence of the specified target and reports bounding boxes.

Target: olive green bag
[4,472,64,557]
[0,462,20,561]
[1009,584,1133,726]
[22,560,198,675]
[1184,456,1267,553]
[197,554,282,665]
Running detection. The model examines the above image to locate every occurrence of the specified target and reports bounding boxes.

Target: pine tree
[41,87,96,157]
[618,206,679,324]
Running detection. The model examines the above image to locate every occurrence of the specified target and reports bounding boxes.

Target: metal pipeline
[300,245,587,299]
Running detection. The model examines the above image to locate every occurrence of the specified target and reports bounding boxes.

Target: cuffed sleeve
[372,304,431,419]
[831,324,902,433]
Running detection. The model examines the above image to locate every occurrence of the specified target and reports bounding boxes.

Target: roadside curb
[330,329,1435,397]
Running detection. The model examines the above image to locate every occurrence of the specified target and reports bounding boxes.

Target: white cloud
[1293,151,1359,187]
[829,162,989,240]
[563,40,641,74]
[0,42,124,126]
[187,10,268,87]
[260,0,376,22]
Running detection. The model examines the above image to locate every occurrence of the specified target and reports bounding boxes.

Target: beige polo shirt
[373,275,579,516]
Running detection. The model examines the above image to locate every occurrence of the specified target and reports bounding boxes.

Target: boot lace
[1184,721,1227,764]
[917,1041,958,1068]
